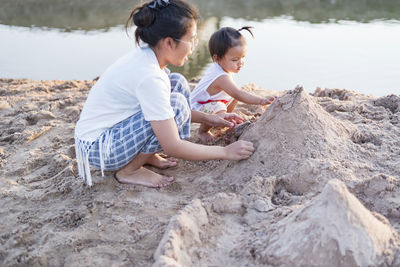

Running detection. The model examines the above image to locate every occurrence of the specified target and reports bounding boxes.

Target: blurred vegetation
[0,0,399,30]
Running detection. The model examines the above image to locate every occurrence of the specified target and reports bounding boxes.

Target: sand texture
[1,78,400,266]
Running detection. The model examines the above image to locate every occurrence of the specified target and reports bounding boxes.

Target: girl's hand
[224,140,254,160]
[216,112,244,128]
[206,112,244,129]
[260,96,277,105]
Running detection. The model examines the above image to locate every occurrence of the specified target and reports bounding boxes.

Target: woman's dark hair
[126,0,199,46]
[209,26,254,59]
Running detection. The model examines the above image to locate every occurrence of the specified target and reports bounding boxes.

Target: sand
[1,78,400,266]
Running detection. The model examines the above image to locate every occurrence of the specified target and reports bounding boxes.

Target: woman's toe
[160,177,173,187]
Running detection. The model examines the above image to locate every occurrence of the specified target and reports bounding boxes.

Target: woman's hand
[206,112,244,129]
[150,118,253,161]
[224,140,254,160]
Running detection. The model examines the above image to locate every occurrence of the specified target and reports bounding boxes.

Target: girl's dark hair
[126,0,199,46]
[209,26,254,59]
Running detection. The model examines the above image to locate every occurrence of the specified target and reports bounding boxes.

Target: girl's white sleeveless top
[190,62,232,111]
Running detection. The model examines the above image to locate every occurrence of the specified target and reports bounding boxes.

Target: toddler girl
[190,26,275,142]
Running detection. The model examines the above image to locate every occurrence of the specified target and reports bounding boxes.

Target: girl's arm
[150,118,254,161]
[213,75,274,105]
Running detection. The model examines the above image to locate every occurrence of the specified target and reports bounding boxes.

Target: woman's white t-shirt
[190,62,232,111]
[75,47,175,141]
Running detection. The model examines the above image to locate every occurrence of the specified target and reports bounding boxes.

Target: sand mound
[196,86,399,204]
[200,86,357,196]
[238,179,399,267]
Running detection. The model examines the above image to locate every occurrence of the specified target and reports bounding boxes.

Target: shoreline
[2,77,399,98]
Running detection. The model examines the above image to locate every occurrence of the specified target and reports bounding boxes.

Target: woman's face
[169,20,197,66]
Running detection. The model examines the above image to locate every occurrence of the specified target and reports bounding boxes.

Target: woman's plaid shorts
[77,73,191,172]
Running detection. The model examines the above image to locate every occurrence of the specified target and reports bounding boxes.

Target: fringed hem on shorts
[74,130,113,187]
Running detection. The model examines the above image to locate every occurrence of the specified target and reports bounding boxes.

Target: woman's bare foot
[146,153,178,169]
[115,167,174,188]
[198,130,216,144]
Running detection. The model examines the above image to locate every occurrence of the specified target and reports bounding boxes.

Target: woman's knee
[171,92,190,124]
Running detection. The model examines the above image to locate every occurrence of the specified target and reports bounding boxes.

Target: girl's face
[169,21,198,67]
[215,43,247,74]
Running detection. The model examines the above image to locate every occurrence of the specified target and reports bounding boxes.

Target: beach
[1,78,400,266]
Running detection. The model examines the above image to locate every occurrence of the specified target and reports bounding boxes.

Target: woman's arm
[213,75,271,105]
[150,118,254,161]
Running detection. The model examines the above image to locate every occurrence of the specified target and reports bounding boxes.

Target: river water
[1,0,399,96]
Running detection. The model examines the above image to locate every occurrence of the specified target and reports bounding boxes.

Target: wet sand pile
[1,78,400,266]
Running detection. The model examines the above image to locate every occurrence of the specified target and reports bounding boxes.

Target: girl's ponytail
[237,26,254,38]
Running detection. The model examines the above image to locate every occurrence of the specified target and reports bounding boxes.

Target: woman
[75,0,254,187]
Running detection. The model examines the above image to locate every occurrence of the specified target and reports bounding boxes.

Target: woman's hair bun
[133,5,155,27]
[126,0,199,47]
